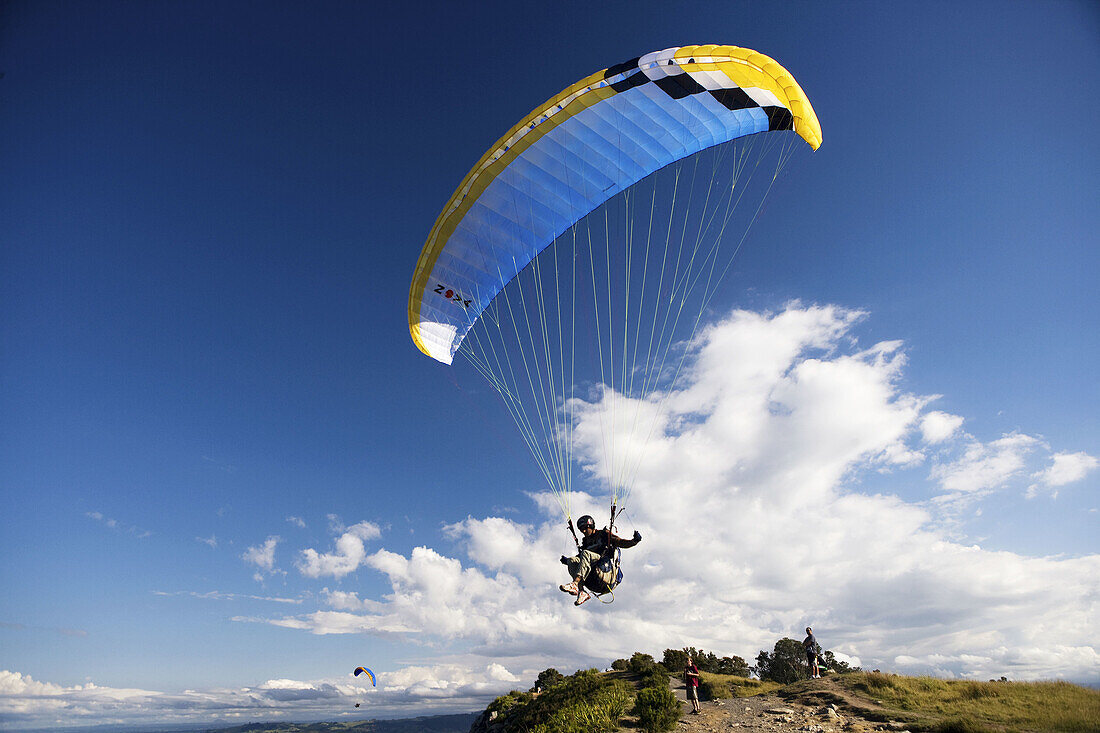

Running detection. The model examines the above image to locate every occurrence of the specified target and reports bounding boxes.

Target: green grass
[486,670,633,733]
[834,672,1100,732]
[697,671,781,699]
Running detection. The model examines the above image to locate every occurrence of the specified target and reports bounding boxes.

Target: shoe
[574,589,591,606]
[559,581,578,595]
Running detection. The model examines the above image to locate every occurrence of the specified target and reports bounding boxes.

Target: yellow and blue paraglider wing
[408,44,821,365]
[353,666,376,686]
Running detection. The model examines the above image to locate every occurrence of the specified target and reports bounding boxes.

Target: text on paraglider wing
[434,283,472,309]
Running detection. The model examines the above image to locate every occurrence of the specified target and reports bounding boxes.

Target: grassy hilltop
[789,671,1100,733]
[472,661,1100,733]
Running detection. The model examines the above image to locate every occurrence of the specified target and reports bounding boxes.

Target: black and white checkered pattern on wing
[763,106,794,131]
[601,54,791,122]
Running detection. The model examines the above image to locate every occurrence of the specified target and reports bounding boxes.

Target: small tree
[530,667,565,692]
[633,686,680,732]
[820,649,859,674]
[611,658,629,671]
[715,655,750,677]
[661,648,688,671]
[754,638,806,684]
[628,651,658,674]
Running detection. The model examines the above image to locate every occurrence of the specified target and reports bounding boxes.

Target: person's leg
[559,555,582,594]
[561,551,600,603]
[574,550,599,583]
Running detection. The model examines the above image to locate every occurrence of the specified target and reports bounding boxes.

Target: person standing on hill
[684,656,701,714]
[803,627,822,679]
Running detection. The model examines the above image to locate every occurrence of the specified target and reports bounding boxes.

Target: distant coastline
[7,711,481,733]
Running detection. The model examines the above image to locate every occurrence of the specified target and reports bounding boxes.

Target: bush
[633,686,681,733]
[487,689,533,716]
[638,667,669,690]
[497,673,631,733]
[628,652,658,674]
[531,667,565,692]
[611,658,628,671]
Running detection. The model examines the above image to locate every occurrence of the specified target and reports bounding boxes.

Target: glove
[560,555,570,565]
[633,530,642,542]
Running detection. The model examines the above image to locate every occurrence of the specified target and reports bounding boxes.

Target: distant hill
[11,712,480,733]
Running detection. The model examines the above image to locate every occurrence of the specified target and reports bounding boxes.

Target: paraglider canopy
[408,44,821,538]
[353,666,376,685]
[408,44,820,366]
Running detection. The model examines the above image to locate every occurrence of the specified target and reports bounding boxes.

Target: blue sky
[1,0,1098,729]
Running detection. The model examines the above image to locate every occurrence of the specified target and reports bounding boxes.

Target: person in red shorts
[684,656,701,714]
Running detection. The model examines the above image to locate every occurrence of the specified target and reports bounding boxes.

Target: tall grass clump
[726,675,782,697]
[854,670,903,696]
[697,671,732,700]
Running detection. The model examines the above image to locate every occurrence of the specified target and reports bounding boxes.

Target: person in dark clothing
[803,627,821,678]
[684,657,701,714]
[558,514,641,606]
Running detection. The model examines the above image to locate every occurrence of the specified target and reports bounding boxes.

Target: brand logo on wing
[433,283,472,309]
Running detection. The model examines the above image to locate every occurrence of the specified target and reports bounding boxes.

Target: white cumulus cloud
[1027,451,1099,498]
[930,432,1043,508]
[920,411,964,444]
[242,536,281,581]
[234,304,1098,695]
[0,665,520,730]
[297,521,382,578]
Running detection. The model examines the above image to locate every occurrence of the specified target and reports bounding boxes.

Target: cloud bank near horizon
[0,665,517,730]
[6,304,1097,729]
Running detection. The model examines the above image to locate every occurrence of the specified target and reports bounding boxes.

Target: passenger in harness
[558,514,641,606]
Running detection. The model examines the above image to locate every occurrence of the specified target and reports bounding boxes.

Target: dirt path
[654,677,913,733]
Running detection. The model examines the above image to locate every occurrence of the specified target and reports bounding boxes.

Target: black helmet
[577,515,595,531]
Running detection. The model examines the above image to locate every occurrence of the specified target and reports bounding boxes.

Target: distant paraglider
[353,667,376,710]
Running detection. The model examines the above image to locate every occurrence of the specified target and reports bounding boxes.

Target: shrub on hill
[486,689,534,718]
[628,651,659,674]
[633,685,680,733]
[530,667,566,692]
[638,666,670,690]
[485,668,631,733]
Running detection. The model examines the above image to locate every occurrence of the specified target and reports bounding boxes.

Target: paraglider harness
[567,504,626,604]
